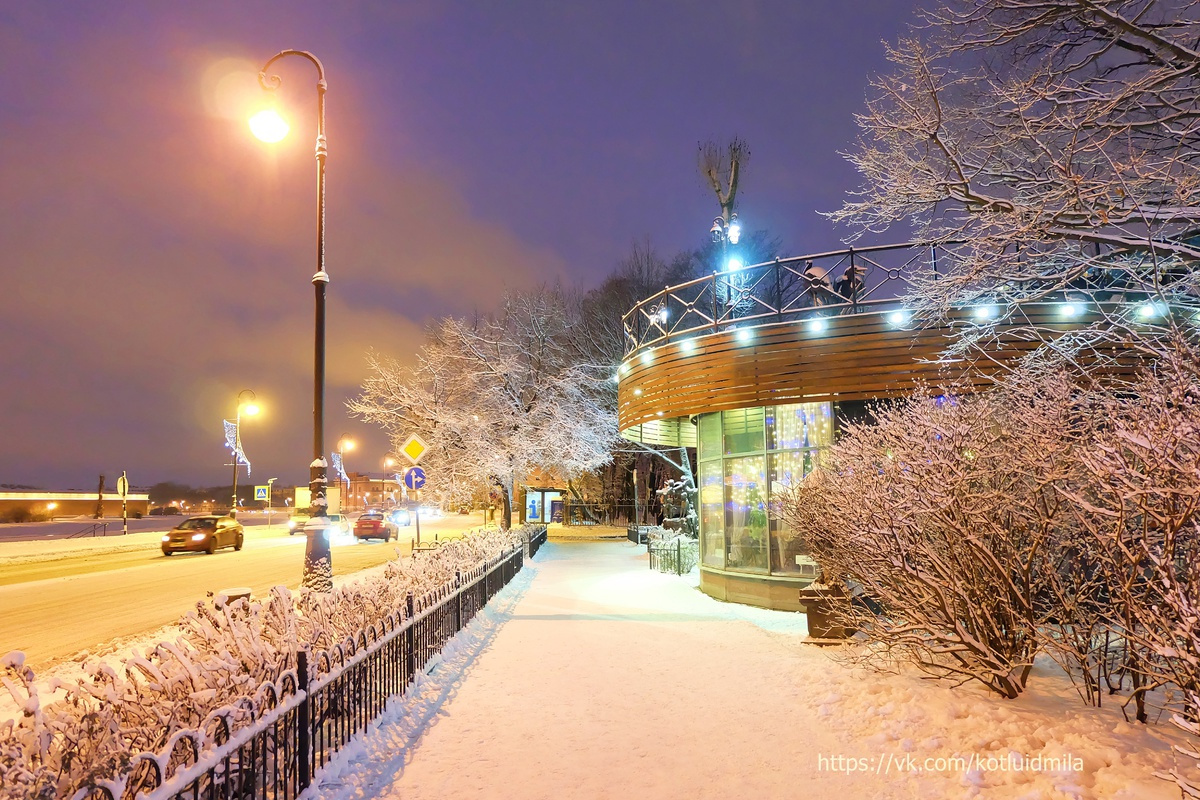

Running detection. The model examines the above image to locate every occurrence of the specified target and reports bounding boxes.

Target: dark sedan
[161,515,244,555]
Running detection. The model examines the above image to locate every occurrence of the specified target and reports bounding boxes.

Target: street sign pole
[117,471,129,536]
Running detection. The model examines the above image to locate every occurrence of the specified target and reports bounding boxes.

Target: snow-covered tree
[778,378,1090,699]
[830,0,1200,359]
[350,287,618,528]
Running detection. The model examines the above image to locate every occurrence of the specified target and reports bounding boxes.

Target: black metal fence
[94,526,548,800]
[648,537,699,576]
[566,503,649,527]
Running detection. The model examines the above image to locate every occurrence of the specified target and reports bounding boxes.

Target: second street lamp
[253,49,333,591]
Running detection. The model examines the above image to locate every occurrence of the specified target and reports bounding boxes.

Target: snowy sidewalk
[307,541,1184,800]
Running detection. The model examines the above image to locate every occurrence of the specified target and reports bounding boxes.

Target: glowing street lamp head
[727,215,742,245]
[242,402,260,416]
[249,108,289,143]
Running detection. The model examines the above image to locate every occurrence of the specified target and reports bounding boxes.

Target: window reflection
[697,401,832,578]
[699,461,724,567]
[725,456,768,571]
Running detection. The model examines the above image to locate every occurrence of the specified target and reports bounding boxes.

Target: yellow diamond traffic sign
[400,434,428,465]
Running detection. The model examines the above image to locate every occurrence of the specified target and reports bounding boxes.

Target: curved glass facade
[697,402,833,579]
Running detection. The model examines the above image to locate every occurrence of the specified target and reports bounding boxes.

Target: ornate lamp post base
[302,518,333,592]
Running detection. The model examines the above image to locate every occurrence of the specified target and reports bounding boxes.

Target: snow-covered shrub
[1052,343,1200,790]
[778,377,1089,699]
[0,527,524,800]
[646,527,699,574]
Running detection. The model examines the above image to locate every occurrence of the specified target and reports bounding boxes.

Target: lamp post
[711,212,742,311]
[337,433,355,511]
[252,49,332,591]
[267,476,278,527]
[229,389,259,515]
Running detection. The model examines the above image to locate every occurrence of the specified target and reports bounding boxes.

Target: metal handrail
[66,522,109,538]
[621,241,941,358]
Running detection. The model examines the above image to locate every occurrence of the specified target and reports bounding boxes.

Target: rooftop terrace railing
[621,242,945,358]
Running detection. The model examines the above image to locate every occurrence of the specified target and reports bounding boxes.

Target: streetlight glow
[249,108,289,142]
[255,48,332,591]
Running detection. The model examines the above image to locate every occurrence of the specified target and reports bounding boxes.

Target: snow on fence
[3,526,547,800]
[645,529,698,576]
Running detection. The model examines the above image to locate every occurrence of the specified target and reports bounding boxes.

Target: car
[162,515,243,555]
[288,512,351,535]
[387,508,412,527]
[354,510,398,542]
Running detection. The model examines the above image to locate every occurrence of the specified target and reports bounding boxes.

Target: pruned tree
[830,0,1200,361]
[699,137,750,226]
[350,287,618,529]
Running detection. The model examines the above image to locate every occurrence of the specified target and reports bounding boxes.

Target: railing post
[849,246,859,314]
[454,570,462,632]
[297,649,311,791]
[676,538,682,576]
[711,271,719,333]
[774,258,783,322]
[404,593,415,685]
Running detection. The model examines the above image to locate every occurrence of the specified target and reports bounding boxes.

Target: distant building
[0,490,150,520]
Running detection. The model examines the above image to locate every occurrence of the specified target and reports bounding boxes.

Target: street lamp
[711,212,743,309]
[229,389,259,514]
[267,476,278,527]
[337,433,355,510]
[252,49,332,591]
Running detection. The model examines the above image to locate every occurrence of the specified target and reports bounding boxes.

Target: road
[0,514,278,543]
[0,512,491,672]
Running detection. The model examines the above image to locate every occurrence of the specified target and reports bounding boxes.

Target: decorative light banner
[330,450,348,488]
[223,420,251,475]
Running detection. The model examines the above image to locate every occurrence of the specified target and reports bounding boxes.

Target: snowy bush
[0,527,527,800]
[778,376,1094,699]
[646,527,699,574]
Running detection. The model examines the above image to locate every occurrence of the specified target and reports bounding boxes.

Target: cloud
[0,18,567,487]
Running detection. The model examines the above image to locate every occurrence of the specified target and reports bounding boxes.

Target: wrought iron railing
[648,537,699,576]
[622,242,946,357]
[66,521,110,538]
[76,526,549,800]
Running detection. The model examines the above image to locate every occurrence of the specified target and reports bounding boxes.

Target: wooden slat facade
[618,303,1140,446]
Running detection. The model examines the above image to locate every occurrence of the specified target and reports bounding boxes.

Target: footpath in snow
[307,541,1186,800]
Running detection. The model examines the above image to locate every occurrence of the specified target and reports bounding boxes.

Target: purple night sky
[1,1,922,490]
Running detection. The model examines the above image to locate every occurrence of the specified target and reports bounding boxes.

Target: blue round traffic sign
[404,466,427,490]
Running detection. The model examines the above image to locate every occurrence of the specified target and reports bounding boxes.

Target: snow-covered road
[310,541,1186,800]
[0,516,488,671]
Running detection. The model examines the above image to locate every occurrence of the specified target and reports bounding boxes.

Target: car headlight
[191,533,207,541]
[161,535,170,542]
[287,520,296,529]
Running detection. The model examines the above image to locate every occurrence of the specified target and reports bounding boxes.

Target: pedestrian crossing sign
[255,486,269,500]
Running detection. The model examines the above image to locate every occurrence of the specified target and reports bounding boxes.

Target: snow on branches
[350,287,618,528]
[831,0,1200,351]
[0,527,532,800]
[777,339,1200,787]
